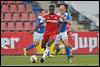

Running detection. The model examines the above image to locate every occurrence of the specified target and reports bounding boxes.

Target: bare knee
[62,39,69,47]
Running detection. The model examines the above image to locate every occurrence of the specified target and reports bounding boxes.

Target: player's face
[49,7,55,15]
[41,11,46,16]
[59,5,66,15]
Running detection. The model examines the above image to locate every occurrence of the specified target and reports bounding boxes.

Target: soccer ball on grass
[30,55,37,63]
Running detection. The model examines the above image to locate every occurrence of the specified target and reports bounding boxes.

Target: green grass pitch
[1,55,99,66]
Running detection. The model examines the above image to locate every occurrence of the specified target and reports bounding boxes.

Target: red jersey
[43,13,60,32]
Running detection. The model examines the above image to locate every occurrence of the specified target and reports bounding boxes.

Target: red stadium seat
[18,4,26,12]
[7,22,15,30]
[1,13,4,21]
[13,13,21,21]
[1,22,7,30]
[16,1,23,4]
[26,4,33,12]
[29,13,36,21]
[15,22,23,30]
[1,1,7,4]
[23,22,32,30]
[1,4,9,12]
[10,4,17,12]
[21,13,28,21]
[4,13,12,21]
[7,1,16,4]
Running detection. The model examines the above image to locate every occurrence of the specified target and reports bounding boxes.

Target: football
[30,55,37,63]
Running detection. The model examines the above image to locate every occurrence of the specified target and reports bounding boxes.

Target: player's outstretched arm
[34,23,43,32]
[31,18,46,34]
[29,23,43,35]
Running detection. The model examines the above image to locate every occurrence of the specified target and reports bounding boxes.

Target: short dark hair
[49,4,55,9]
[58,4,68,9]
[40,9,45,13]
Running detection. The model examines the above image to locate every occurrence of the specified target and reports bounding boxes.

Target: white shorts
[55,31,68,44]
[33,32,44,42]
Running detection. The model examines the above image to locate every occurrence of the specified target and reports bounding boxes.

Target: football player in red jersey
[33,5,60,63]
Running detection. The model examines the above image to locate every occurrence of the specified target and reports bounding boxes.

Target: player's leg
[41,39,55,63]
[53,34,61,54]
[41,32,56,63]
[68,42,74,57]
[41,32,49,49]
[23,42,37,56]
[54,43,60,54]
[40,32,49,63]
[23,32,40,56]
[61,32,72,63]
[68,31,74,57]
[40,32,55,58]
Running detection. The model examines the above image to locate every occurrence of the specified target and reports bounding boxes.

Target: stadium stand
[4,13,12,21]
[1,22,7,31]
[7,22,15,31]
[2,1,98,32]
[1,4,9,12]
[10,4,17,12]
[13,13,21,21]
[23,22,33,31]
[15,22,23,31]
[18,4,26,12]
[1,1,37,32]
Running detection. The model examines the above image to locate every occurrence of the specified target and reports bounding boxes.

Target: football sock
[26,43,35,51]
[47,51,50,56]
[42,47,50,59]
[65,47,71,60]
[56,48,60,54]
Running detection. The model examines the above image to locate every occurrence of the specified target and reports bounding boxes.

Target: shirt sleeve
[40,18,46,23]
[66,14,72,21]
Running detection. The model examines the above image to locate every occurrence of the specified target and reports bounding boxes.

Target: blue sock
[65,47,71,60]
[56,48,60,53]
[47,51,50,56]
[26,43,35,51]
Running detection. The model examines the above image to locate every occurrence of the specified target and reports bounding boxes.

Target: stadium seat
[4,13,12,21]
[1,13,4,21]
[1,1,7,4]
[16,1,23,4]
[18,4,26,12]
[15,22,23,30]
[10,4,17,12]
[1,22,7,30]
[21,13,28,21]
[7,1,16,4]
[7,22,15,30]
[26,4,33,12]
[23,22,32,30]
[29,13,36,21]
[13,13,21,21]
[1,4,9,12]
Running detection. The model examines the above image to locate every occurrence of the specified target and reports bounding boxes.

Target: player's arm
[62,13,72,23]
[57,18,63,34]
[31,18,46,34]
[61,15,70,23]
[34,18,46,31]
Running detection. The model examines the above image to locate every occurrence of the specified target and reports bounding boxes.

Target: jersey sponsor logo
[47,20,58,23]
[54,17,58,19]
